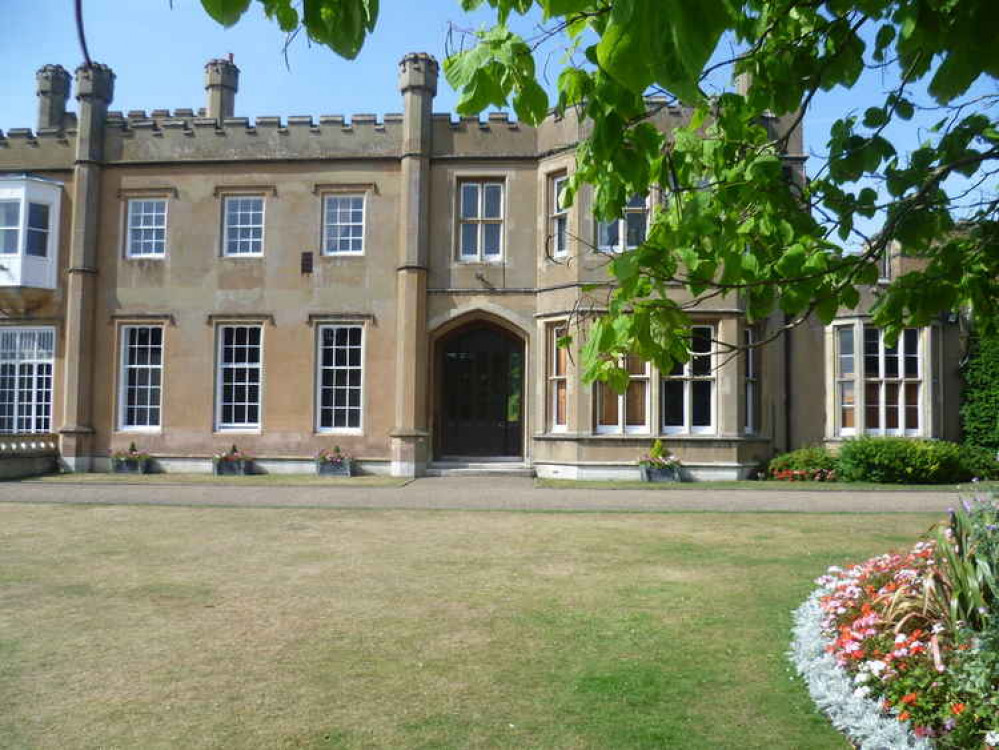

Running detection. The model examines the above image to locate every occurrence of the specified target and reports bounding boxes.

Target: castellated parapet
[0,53,805,171]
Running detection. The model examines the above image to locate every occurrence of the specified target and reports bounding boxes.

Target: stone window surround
[546,172,569,259]
[214,185,277,259]
[825,319,936,440]
[453,171,507,264]
[315,183,376,258]
[118,186,177,260]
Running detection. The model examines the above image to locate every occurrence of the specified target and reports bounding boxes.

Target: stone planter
[317,460,352,477]
[112,458,148,474]
[641,465,681,483]
[214,459,248,476]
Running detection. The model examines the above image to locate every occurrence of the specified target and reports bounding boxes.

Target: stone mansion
[0,53,964,478]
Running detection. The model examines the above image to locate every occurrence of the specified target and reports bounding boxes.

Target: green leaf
[201,0,251,26]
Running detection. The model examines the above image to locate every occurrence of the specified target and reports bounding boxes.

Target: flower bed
[791,494,999,748]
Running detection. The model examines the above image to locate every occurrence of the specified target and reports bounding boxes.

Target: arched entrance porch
[432,318,526,459]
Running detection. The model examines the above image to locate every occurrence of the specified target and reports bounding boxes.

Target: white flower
[986,730,999,746]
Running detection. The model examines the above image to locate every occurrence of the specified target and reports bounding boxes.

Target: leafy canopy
[202,0,999,381]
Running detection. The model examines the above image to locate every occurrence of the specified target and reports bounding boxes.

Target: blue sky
[0,0,530,127]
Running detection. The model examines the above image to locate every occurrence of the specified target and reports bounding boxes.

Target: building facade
[0,54,964,478]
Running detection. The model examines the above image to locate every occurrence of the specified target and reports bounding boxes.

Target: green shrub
[961,444,999,481]
[767,445,838,481]
[837,436,988,484]
[961,332,999,453]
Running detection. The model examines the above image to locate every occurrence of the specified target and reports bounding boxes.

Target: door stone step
[425,461,535,478]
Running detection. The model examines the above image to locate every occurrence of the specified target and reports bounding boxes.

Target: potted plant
[639,439,682,482]
[112,442,151,474]
[317,446,353,477]
[213,444,251,476]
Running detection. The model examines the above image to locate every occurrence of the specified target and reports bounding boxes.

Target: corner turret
[205,56,239,122]
[36,64,71,131]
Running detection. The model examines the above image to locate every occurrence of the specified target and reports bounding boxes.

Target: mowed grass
[0,505,940,749]
[20,472,406,487]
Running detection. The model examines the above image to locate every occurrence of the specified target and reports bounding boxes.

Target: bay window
[832,322,926,437]
[0,327,55,434]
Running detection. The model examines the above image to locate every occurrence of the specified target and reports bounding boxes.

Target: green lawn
[19,472,406,487]
[537,477,999,493]
[0,505,940,749]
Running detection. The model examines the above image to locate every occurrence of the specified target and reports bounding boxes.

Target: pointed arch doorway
[435,321,525,459]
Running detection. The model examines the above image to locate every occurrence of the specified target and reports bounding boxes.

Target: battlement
[1,51,801,171]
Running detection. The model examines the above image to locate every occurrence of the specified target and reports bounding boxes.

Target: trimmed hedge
[961,332,999,453]
[767,445,838,481]
[838,436,999,484]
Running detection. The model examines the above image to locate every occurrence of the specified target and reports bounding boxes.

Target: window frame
[595,356,651,435]
[0,326,56,435]
[456,179,505,263]
[863,325,921,437]
[0,198,21,255]
[214,324,264,432]
[117,325,164,432]
[321,193,366,256]
[547,323,568,433]
[124,197,169,259]
[315,323,365,435]
[221,194,266,258]
[830,321,926,438]
[595,194,650,254]
[661,324,717,436]
[548,173,569,258]
[835,325,857,437]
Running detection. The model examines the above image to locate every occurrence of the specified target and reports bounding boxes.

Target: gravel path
[0,476,970,513]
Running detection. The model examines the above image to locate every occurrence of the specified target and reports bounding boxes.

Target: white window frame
[863,325,922,437]
[315,324,365,434]
[661,325,716,435]
[215,324,263,432]
[222,195,266,257]
[125,198,168,258]
[0,327,55,434]
[830,321,926,438]
[547,323,568,432]
[457,179,505,262]
[835,325,857,437]
[548,174,568,258]
[117,325,164,432]
[595,194,649,254]
[0,198,19,255]
[595,356,651,435]
[322,193,366,256]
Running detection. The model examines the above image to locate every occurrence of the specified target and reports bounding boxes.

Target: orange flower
[899,711,911,721]
[951,703,966,715]
[901,693,918,705]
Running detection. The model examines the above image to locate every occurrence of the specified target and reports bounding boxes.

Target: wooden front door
[438,325,524,458]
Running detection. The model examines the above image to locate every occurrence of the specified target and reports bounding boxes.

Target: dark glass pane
[662,379,684,426]
[864,327,880,378]
[692,380,712,426]
[26,229,47,257]
[28,203,49,230]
